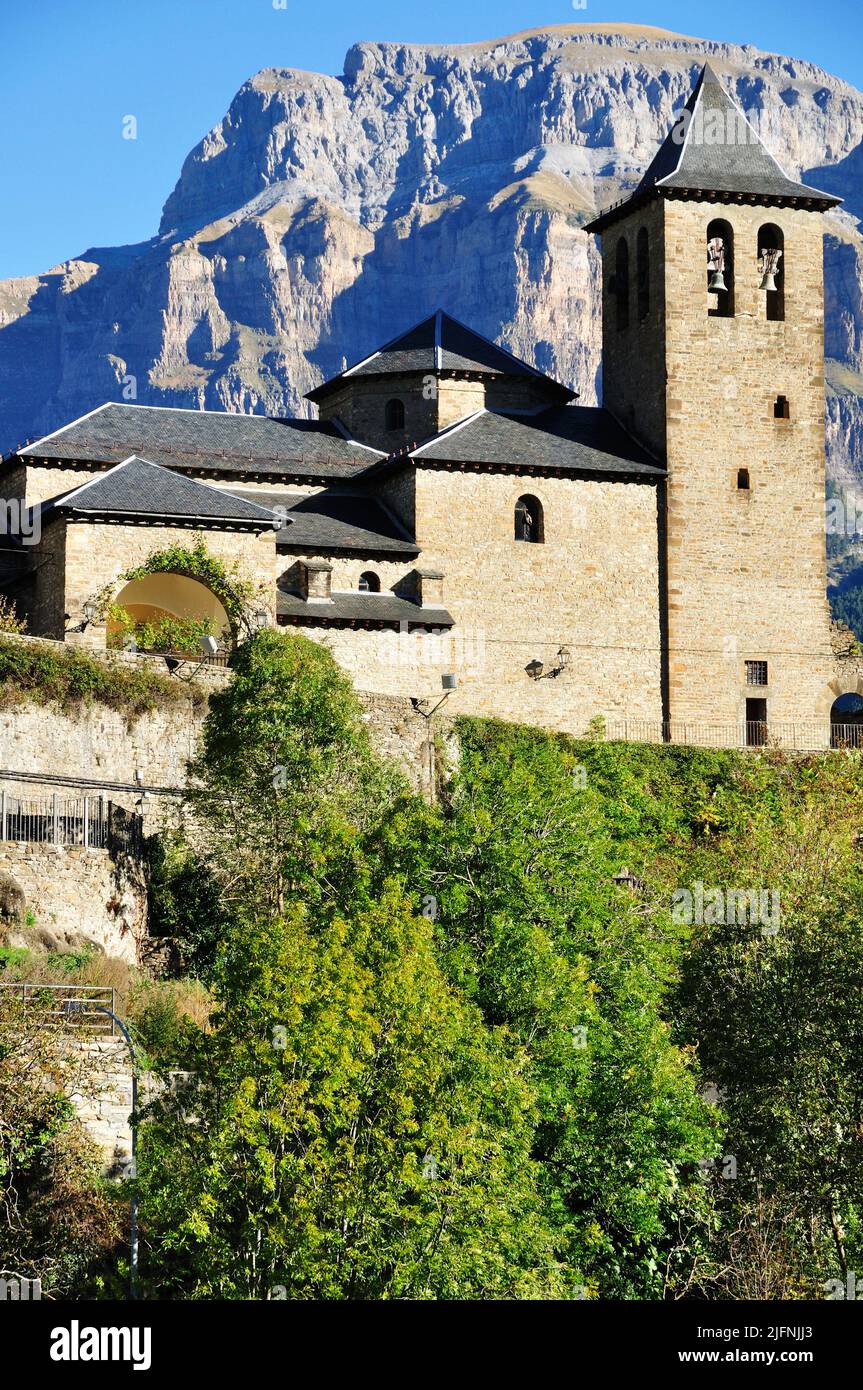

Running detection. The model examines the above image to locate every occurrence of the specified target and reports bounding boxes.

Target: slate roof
[225,488,419,554]
[306,310,572,402]
[379,405,664,477]
[277,589,453,628]
[41,456,281,529]
[16,403,380,480]
[585,63,841,233]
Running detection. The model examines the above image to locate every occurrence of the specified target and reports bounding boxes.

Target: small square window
[773,395,790,420]
[746,660,768,686]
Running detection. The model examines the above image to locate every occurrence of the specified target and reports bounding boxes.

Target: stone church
[0,64,853,747]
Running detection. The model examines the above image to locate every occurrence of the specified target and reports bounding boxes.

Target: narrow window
[745,660,768,686]
[636,227,650,322]
[773,395,790,420]
[707,218,734,317]
[515,495,544,544]
[614,236,630,331]
[358,571,380,592]
[758,223,785,321]
[385,398,405,432]
[737,468,750,490]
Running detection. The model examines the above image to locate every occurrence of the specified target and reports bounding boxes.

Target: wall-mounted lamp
[200,634,219,659]
[253,607,269,632]
[526,647,571,681]
[80,599,97,630]
[411,672,458,719]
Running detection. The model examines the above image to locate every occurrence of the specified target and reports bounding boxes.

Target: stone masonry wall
[599,197,668,459]
[48,519,279,642]
[661,200,834,735]
[309,466,664,736]
[0,838,146,963]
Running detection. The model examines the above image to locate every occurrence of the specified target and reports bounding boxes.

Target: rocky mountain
[2,20,863,497]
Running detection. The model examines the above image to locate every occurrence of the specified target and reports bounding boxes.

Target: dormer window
[515,495,544,543]
[358,571,380,592]
[385,399,405,432]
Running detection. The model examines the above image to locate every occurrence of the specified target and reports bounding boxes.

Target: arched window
[358,571,381,592]
[707,218,734,317]
[614,237,630,331]
[385,398,405,432]
[737,468,750,490]
[515,495,544,543]
[636,227,650,321]
[758,223,785,322]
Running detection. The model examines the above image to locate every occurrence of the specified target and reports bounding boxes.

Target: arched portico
[107,572,231,652]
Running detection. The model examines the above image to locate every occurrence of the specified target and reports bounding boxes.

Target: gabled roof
[225,488,419,555]
[306,309,573,402]
[367,405,664,478]
[15,402,381,481]
[41,455,281,529]
[585,63,841,233]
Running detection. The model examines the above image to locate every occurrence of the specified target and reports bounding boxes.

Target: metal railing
[0,983,116,1035]
[602,721,863,753]
[0,790,142,853]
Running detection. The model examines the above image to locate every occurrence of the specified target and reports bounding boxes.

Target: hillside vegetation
[4,631,863,1299]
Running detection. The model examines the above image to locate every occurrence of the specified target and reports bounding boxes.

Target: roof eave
[585,183,842,234]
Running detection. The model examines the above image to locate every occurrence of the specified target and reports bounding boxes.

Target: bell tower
[586,64,841,743]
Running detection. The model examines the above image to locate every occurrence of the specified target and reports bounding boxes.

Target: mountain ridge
[1,24,862,510]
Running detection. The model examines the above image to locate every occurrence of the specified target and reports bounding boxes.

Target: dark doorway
[831,693,863,748]
[745,697,768,747]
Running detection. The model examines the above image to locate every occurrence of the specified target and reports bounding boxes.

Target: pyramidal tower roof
[586,63,841,232]
[306,310,573,403]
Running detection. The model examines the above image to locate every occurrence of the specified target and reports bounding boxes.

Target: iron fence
[0,790,142,853]
[0,983,116,1034]
[602,721,863,753]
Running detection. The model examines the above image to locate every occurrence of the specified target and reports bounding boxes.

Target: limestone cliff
[1,22,862,486]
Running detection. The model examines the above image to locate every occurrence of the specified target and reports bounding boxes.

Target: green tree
[140,633,561,1298]
[378,719,718,1298]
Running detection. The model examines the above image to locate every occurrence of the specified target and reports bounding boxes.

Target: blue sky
[1,0,861,279]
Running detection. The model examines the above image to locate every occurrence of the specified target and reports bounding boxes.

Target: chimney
[414,567,444,606]
[300,559,333,601]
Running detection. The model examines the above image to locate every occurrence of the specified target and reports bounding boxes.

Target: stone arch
[758,222,785,321]
[514,493,544,544]
[107,572,232,652]
[707,217,734,317]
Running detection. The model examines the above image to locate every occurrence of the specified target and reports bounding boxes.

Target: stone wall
[317,370,557,453]
[29,517,279,642]
[66,1038,134,1175]
[596,197,836,741]
[0,837,146,962]
[662,201,833,734]
[322,465,664,735]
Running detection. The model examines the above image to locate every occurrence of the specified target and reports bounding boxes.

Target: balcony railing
[0,790,142,853]
[0,983,116,1034]
[601,721,861,752]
